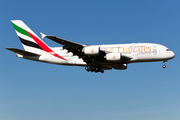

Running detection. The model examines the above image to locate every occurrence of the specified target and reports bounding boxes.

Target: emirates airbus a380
[6,20,175,73]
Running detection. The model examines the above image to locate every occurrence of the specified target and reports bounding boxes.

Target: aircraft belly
[136,53,154,62]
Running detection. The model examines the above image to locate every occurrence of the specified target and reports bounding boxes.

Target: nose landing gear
[162,61,166,68]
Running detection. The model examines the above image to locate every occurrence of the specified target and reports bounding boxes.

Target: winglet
[40,32,46,39]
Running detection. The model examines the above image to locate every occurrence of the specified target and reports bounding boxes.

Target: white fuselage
[18,43,175,67]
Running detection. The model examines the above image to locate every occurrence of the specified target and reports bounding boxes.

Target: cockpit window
[166,49,170,51]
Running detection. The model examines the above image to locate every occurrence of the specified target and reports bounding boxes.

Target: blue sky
[1,0,180,120]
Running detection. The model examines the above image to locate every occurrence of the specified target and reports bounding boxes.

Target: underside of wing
[121,54,133,61]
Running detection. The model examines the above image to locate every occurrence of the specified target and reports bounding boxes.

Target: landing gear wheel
[85,66,90,72]
[162,65,166,68]
[162,61,167,69]
[85,66,104,73]
[101,70,104,73]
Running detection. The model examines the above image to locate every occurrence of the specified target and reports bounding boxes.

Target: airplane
[6,20,175,73]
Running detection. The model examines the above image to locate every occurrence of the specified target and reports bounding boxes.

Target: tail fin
[11,20,67,61]
[11,20,50,55]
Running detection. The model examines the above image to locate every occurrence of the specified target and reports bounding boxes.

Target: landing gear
[162,61,166,68]
[85,66,90,72]
[162,64,166,68]
[100,70,104,73]
[85,66,104,73]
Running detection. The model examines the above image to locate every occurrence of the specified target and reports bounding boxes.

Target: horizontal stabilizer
[6,48,39,56]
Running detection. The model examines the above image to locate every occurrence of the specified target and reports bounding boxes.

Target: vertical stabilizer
[11,20,67,61]
[11,20,47,54]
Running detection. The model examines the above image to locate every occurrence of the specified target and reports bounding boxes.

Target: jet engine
[84,46,100,55]
[106,53,121,61]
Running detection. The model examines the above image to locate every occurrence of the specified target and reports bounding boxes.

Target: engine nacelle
[106,53,121,61]
[84,46,100,55]
[113,64,127,70]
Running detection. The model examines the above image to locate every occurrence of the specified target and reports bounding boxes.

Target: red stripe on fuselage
[27,31,67,61]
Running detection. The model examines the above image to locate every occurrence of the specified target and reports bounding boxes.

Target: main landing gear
[85,66,104,73]
[162,61,166,68]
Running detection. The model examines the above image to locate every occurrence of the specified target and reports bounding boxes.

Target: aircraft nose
[169,51,175,59]
[166,50,175,60]
[171,51,175,58]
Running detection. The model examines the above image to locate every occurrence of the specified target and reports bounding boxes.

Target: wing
[42,34,132,64]
[41,33,85,48]
[42,34,107,63]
